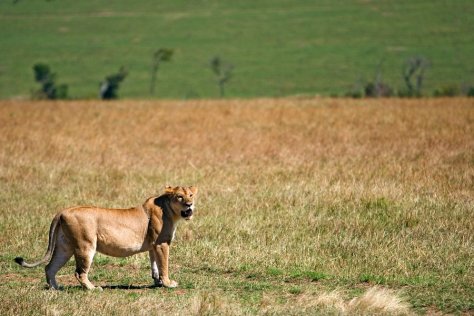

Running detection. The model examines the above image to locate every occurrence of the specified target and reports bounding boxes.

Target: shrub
[346,60,393,98]
[344,81,393,98]
[364,81,394,98]
[462,85,474,97]
[32,63,68,100]
[344,80,364,98]
[99,67,128,100]
[467,87,474,97]
[433,85,460,97]
[345,90,363,98]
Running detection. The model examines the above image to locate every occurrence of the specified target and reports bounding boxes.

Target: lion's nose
[185,202,193,207]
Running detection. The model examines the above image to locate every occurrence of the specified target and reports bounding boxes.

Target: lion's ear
[164,186,175,194]
[189,186,198,195]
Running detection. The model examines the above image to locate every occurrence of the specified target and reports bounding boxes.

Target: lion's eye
[177,196,183,202]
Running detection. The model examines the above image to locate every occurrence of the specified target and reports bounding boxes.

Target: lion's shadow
[55,284,160,291]
[102,284,159,290]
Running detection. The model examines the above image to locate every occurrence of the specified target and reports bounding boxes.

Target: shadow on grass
[102,284,159,290]
[57,284,160,291]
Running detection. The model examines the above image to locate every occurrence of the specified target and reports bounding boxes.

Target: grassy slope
[0,0,473,99]
[0,98,472,314]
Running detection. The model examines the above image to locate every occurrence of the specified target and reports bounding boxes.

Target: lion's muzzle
[181,208,193,219]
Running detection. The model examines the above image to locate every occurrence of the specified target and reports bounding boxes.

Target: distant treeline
[33,55,473,100]
[344,56,474,99]
[32,50,235,100]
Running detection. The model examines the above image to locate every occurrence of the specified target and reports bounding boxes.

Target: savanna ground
[0,98,473,315]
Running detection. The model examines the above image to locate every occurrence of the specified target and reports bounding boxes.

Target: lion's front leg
[153,243,177,288]
[148,250,163,287]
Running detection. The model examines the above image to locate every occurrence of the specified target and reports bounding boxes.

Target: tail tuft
[14,257,24,266]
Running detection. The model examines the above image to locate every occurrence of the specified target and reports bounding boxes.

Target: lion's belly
[96,241,147,257]
[96,229,150,257]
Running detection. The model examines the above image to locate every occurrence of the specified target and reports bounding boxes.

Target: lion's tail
[14,213,61,268]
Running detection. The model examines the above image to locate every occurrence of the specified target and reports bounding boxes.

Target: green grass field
[1,0,473,99]
[0,98,473,315]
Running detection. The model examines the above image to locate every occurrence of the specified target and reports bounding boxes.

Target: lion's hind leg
[73,247,99,290]
[45,232,73,290]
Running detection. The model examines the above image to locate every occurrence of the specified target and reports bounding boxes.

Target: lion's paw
[163,280,178,288]
[153,278,163,287]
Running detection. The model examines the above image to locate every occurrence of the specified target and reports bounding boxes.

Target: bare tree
[210,56,233,97]
[402,56,430,97]
[150,48,173,95]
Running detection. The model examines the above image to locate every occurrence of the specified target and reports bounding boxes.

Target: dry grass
[0,98,473,315]
[262,286,412,315]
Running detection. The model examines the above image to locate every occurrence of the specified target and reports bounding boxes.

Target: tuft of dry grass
[0,98,473,315]
[347,286,411,315]
[266,286,412,315]
[190,291,244,316]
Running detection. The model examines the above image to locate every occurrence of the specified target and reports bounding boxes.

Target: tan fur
[14,186,197,290]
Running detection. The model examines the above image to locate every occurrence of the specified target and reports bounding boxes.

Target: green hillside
[0,0,473,99]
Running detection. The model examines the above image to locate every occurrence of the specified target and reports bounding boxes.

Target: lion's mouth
[181,209,193,220]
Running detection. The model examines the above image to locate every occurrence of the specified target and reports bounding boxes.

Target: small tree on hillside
[99,67,128,100]
[32,63,68,100]
[210,56,233,97]
[400,56,430,97]
[150,48,174,95]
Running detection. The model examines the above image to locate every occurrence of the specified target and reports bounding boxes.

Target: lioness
[14,186,197,290]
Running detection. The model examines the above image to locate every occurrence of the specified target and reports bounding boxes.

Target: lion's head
[163,186,198,220]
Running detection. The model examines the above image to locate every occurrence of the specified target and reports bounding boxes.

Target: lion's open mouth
[181,209,193,219]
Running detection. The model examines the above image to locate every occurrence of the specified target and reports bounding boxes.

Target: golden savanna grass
[0,98,472,315]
